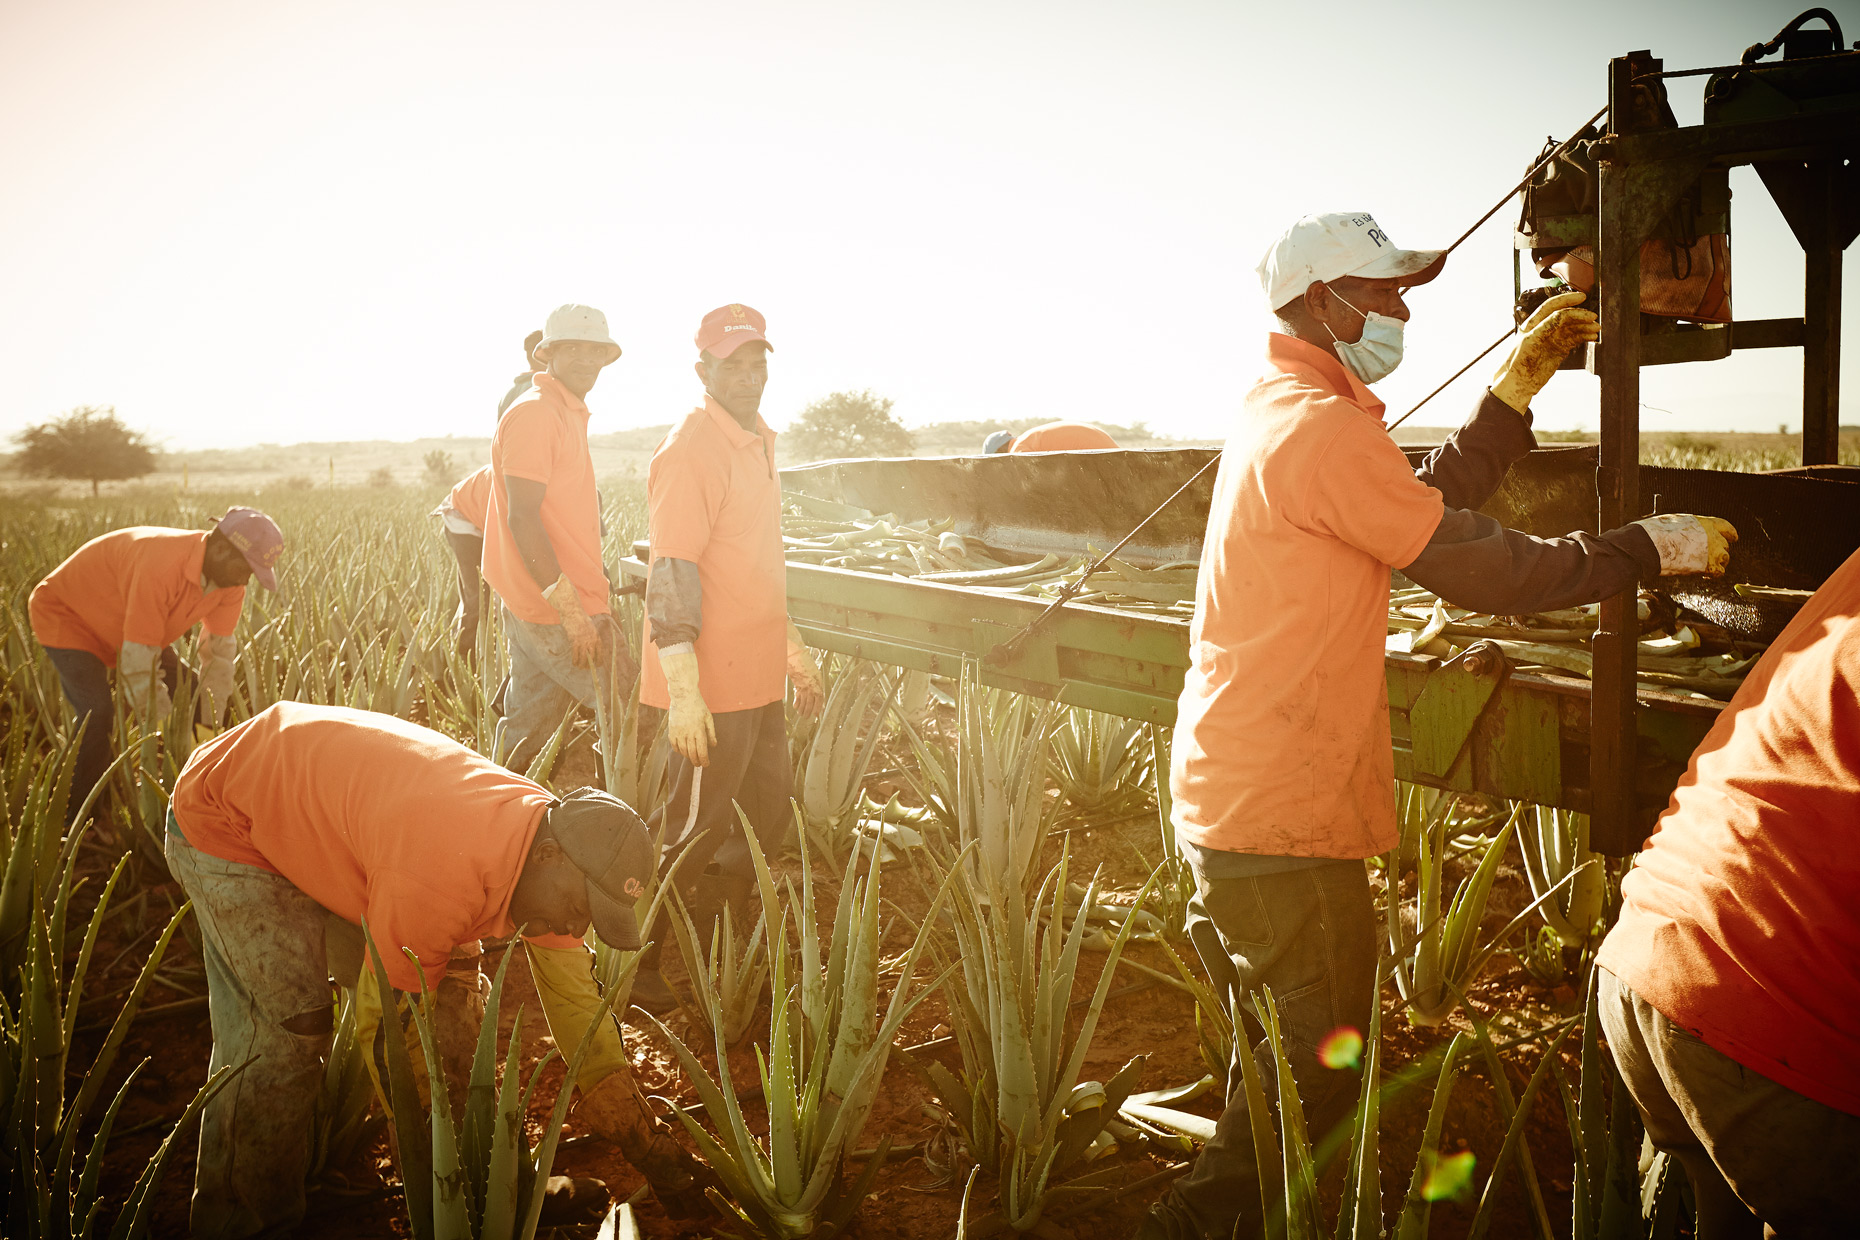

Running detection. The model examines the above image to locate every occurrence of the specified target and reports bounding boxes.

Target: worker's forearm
[508,511,563,591]
[646,557,703,649]
[1410,390,1537,513]
[1403,508,1660,615]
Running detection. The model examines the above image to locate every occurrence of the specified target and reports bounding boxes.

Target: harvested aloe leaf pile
[783,504,1769,698]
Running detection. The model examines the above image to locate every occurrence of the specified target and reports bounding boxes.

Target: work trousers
[1146,858,1377,1240]
[651,699,794,923]
[444,529,486,656]
[44,644,183,826]
[1599,968,1860,1239]
[500,604,635,773]
[166,818,333,1240]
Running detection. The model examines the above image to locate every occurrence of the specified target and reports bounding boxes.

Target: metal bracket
[1408,640,1512,780]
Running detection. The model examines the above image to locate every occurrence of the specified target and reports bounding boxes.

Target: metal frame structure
[1584,46,1860,851]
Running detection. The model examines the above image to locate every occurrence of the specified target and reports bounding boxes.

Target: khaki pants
[1599,968,1860,1239]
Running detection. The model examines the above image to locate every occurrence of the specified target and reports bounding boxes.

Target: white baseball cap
[1257,213,1446,313]
[534,304,622,361]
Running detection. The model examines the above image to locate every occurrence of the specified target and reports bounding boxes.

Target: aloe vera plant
[366,927,625,1240]
[309,986,388,1185]
[917,842,1157,1233]
[667,891,771,1048]
[648,820,957,1238]
[794,661,899,863]
[1047,707,1154,821]
[0,748,240,1237]
[1519,805,1605,949]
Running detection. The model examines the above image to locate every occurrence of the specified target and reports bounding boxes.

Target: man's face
[700,341,770,419]
[544,339,619,399]
[204,534,254,589]
[1314,276,1411,344]
[524,860,592,939]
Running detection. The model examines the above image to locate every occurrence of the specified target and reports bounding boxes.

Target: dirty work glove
[785,621,824,717]
[1632,514,1738,576]
[1491,291,1600,413]
[545,573,602,669]
[198,633,237,727]
[660,647,715,767]
[117,642,171,720]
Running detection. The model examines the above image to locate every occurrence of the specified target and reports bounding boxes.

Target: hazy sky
[1,0,1851,451]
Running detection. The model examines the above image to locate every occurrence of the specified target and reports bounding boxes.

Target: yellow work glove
[525,940,630,1093]
[785,622,824,717]
[1491,291,1600,413]
[659,647,714,767]
[1631,514,1738,577]
[545,573,602,669]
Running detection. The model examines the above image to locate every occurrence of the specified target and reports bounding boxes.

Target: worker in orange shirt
[1141,212,1738,1240]
[981,420,1119,453]
[482,304,637,770]
[434,463,494,658]
[166,703,716,1238]
[498,328,546,418]
[1596,550,1860,1238]
[630,303,823,1012]
[28,507,284,823]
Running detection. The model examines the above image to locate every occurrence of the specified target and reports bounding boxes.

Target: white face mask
[1324,289,1405,384]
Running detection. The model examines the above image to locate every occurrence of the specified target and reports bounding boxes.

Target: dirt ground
[76,737,1586,1240]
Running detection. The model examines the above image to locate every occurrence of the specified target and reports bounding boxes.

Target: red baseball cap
[215,506,284,590]
[695,304,772,359]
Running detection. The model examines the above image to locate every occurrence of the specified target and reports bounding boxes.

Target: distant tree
[786,390,913,461]
[368,466,396,488]
[13,406,157,496]
[422,449,455,484]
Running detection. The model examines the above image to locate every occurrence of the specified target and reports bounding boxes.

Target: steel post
[1591,54,1650,856]
[1803,161,1843,465]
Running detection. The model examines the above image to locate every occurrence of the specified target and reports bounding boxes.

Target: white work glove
[198,633,237,727]
[1491,291,1600,413]
[1632,514,1738,576]
[117,642,171,720]
[659,647,715,767]
[785,622,823,717]
[545,573,602,669]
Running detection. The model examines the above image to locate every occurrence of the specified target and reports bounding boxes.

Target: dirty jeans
[500,604,634,772]
[44,645,183,826]
[165,815,333,1240]
[1598,968,1860,1239]
[1147,858,1377,1239]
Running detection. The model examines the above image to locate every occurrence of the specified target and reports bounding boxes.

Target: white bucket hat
[1257,213,1446,313]
[534,304,622,361]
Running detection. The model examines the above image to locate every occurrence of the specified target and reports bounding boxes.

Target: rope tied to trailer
[982,454,1222,668]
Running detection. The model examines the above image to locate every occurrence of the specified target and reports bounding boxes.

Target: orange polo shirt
[448,464,495,533]
[1170,334,1445,859]
[1599,547,1860,1116]
[170,702,555,993]
[639,397,788,713]
[29,527,247,667]
[482,372,609,625]
[1010,421,1118,452]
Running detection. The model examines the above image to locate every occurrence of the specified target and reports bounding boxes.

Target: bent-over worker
[1596,549,1860,1238]
[980,420,1119,453]
[167,702,715,1239]
[482,304,637,770]
[1140,211,1738,1240]
[28,507,283,823]
[632,303,823,1012]
[434,463,494,657]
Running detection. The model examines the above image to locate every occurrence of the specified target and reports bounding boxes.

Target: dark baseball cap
[547,787,656,951]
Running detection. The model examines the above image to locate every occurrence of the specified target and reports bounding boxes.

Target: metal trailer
[620,21,1860,854]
